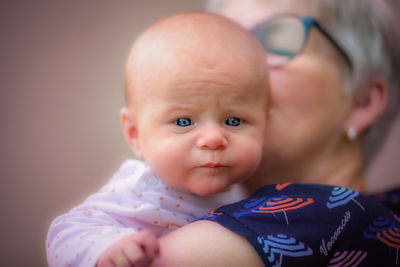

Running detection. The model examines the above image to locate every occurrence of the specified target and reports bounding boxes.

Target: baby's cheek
[234,138,263,180]
[147,148,186,186]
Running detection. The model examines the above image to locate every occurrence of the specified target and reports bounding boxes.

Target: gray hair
[207,0,400,168]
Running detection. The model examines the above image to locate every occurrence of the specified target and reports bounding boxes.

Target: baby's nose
[196,126,228,150]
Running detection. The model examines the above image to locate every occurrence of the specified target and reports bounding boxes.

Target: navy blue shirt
[196,183,400,266]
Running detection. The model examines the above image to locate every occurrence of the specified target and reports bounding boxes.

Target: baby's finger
[96,257,115,267]
[96,249,116,267]
[121,242,149,267]
[97,246,130,267]
[132,230,160,260]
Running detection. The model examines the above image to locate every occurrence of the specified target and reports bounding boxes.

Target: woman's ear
[120,107,143,158]
[344,76,388,137]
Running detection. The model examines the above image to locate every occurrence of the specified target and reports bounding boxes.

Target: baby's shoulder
[109,159,147,181]
[96,159,159,194]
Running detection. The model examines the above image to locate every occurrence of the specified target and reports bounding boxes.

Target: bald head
[125,12,268,109]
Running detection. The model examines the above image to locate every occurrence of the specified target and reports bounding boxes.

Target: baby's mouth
[201,163,223,168]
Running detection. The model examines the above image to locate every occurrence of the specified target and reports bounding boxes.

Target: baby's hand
[97,231,159,267]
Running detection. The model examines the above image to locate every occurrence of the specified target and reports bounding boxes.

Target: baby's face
[132,63,267,196]
[123,13,269,196]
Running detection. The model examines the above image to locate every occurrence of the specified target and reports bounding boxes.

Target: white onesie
[46,159,246,267]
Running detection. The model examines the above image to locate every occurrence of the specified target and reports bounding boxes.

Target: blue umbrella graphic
[363,216,396,239]
[364,216,400,265]
[257,234,313,266]
[326,187,365,210]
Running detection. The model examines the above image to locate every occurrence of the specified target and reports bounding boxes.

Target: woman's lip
[202,163,223,168]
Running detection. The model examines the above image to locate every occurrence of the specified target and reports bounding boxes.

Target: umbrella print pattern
[193,184,399,265]
[257,234,313,267]
[232,196,271,217]
[275,183,291,191]
[327,251,367,267]
[233,195,314,224]
[363,216,396,239]
[194,211,222,221]
[377,226,400,248]
[377,226,400,265]
[326,187,365,210]
[395,214,400,223]
[364,216,400,265]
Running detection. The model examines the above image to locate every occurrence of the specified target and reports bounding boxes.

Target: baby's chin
[187,181,233,196]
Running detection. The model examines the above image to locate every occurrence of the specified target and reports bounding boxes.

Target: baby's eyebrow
[160,104,198,115]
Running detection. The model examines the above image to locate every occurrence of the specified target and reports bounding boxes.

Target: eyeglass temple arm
[313,22,353,70]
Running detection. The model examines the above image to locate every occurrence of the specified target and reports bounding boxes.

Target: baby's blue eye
[175,118,192,127]
[225,117,242,127]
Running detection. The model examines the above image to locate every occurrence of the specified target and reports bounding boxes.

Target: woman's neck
[244,138,365,196]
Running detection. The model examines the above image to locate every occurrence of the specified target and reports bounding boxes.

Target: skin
[152,1,388,265]
[217,0,387,194]
[97,231,159,267]
[153,221,264,267]
[123,12,269,196]
[98,12,269,266]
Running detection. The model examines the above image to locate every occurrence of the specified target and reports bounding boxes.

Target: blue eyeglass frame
[250,13,353,70]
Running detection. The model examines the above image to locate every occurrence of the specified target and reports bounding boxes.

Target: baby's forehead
[126,12,268,107]
[137,66,267,108]
[128,12,265,67]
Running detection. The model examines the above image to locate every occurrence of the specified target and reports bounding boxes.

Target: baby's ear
[120,107,143,159]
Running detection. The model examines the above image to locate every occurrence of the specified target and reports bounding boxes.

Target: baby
[46,12,269,267]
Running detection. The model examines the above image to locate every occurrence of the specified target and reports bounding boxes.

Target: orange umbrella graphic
[364,216,400,265]
[248,196,314,224]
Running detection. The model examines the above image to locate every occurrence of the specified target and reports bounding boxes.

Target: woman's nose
[196,126,228,150]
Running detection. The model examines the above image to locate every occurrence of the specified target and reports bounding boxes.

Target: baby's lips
[201,163,223,168]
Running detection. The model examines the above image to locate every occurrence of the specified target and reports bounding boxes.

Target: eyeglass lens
[252,16,306,67]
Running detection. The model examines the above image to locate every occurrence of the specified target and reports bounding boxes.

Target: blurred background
[0,1,398,266]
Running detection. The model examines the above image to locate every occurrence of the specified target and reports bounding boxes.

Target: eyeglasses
[250,13,352,69]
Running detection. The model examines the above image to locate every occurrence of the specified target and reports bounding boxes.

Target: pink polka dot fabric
[46,159,245,267]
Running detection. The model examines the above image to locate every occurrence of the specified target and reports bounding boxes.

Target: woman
[153,0,400,266]
[209,0,400,195]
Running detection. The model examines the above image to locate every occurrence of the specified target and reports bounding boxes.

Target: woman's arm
[152,220,264,267]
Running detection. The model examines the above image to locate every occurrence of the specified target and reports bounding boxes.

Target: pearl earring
[347,127,357,141]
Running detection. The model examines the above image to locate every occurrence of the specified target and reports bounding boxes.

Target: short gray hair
[206,0,400,167]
